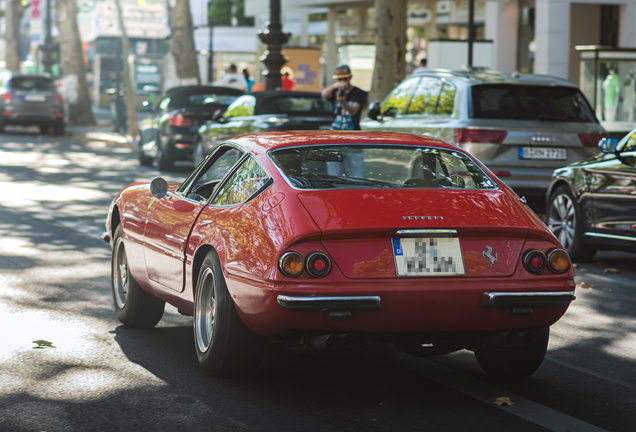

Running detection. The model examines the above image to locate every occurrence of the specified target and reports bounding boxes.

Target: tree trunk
[5,0,25,72]
[168,0,201,84]
[56,0,95,126]
[115,0,138,139]
[369,0,407,104]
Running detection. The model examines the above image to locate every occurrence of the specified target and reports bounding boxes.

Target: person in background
[281,67,296,91]
[412,58,429,74]
[242,68,254,92]
[219,64,247,91]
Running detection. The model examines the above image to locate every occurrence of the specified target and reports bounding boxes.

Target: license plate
[392,237,465,277]
[519,147,566,160]
[24,94,46,102]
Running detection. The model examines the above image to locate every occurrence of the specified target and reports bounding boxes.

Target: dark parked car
[193,91,333,166]
[137,85,243,170]
[0,72,65,135]
[362,70,607,210]
[546,129,636,261]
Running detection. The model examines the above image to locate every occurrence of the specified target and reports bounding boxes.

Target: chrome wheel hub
[113,239,128,309]
[195,268,216,353]
[548,194,576,249]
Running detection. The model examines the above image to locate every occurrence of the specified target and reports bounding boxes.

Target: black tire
[193,250,264,377]
[0,122,4,133]
[111,225,165,328]
[193,138,205,167]
[474,327,549,378]
[153,138,173,171]
[52,121,65,136]
[138,131,153,166]
[547,185,596,262]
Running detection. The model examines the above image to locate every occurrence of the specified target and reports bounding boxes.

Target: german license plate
[392,237,465,276]
[519,147,566,160]
[24,94,46,102]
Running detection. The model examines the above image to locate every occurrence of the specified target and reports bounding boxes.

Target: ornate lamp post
[258,0,289,90]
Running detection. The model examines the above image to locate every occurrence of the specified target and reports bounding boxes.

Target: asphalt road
[0,129,634,432]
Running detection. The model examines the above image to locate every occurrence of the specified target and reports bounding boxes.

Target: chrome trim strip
[481,291,575,308]
[396,229,457,236]
[584,232,636,242]
[277,295,381,311]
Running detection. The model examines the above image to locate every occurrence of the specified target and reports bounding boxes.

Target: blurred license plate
[519,147,566,160]
[392,237,465,277]
[25,94,46,102]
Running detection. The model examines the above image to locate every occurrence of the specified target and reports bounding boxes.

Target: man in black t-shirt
[321,64,367,130]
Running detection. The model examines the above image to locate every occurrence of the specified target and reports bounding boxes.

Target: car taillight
[578,132,608,147]
[455,128,507,144]
[279,252,304,278]
[2,91,12,103]
[306,252,332,278]
[547,249,570,274]
[55,94,63,105]
[523,250,548,274]
[169,113,193,127]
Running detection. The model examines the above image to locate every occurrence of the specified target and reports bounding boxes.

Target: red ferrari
[103,131,575,377]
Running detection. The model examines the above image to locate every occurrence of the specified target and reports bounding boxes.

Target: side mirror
[599,137,619,153]
[367,101,381,121]
[150,177,168,198]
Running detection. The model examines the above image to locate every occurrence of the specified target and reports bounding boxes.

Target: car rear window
[10,77,55,91]
[270,145,497,190]
[169,91,238,108]
[270,96,332,115]
[471,84,597,122]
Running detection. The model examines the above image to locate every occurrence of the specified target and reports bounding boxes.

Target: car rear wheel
[194,250,264,376]
[474,327,549,378]
[111,225,165,328]
[51,121,65,136]
[547,186,596,262]
[153,140,173,171]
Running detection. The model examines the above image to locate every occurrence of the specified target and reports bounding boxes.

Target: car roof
[412,69,576,87]
[229,131,457,154]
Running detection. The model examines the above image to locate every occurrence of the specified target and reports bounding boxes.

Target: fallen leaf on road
[494,397,514,406]
[596,261,605,265]
[579,282,595,289]
[32,340,56,349]
[604,268,619,274]
[572,263,578,268]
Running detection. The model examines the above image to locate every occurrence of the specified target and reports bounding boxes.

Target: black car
[194,91,333,166]
[546,129,636,261]
[0,72,65,135]
[138,85,243,170]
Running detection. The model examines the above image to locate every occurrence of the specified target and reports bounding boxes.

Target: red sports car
[103,131,575,377]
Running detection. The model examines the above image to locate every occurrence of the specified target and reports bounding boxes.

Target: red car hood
[297,189,530,278]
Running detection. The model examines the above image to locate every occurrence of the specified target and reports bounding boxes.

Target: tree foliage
[209,0,254,26]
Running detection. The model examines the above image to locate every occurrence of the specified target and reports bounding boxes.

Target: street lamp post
[207,0,214,83]
[41,0,55,73]
[258,0,289,91]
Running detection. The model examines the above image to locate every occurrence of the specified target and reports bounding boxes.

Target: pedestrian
[242,68,254,92]
[321,64,367,177]
[281,67,296,91]
[321,64,367,131]
[412,58,429,74]
[219,64,247,91]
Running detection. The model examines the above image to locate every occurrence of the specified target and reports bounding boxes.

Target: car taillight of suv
[578,132,608,147]
[2,91,13,103]
[455,128,508,144]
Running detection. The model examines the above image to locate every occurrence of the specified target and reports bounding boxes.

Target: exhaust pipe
[306,334,341,351]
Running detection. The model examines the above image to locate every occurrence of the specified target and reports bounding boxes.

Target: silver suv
[362,70,606,210]
[0,72,65,135]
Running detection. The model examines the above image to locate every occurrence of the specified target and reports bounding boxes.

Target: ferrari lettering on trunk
[392,237,465,276]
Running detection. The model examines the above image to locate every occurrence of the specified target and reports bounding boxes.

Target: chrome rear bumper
[481,292,575,308]
[277,295,381,311]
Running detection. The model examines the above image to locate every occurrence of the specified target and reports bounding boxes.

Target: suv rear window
[9,77,55,91]
[471,84,597,122]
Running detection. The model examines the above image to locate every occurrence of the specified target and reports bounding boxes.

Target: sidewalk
[66,105,140,149]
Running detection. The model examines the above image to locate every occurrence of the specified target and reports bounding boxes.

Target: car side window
[623,132,636,152]
[436,82,456,115]
[406,77,444,115]
[178,146,245,201]
[211,156,271,206]
[381,77,419,116]
[223,95,256,119]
